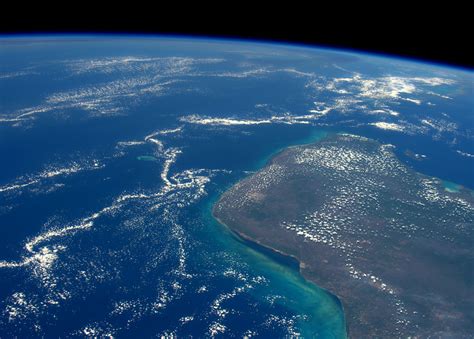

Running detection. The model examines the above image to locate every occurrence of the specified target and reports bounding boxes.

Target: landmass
[213,133,474,337]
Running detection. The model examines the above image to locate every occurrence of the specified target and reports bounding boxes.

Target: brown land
[213,134,474,338]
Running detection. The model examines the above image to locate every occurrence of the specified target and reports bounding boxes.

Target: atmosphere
[0,33,472,338]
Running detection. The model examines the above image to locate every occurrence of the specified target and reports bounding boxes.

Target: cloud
[369,122,405,131]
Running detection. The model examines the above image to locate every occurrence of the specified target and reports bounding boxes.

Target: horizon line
[0,32,472,72]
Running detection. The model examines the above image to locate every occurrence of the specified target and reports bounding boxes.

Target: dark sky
[1,5,471,69]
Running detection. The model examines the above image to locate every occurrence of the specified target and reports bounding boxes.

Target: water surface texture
[0,36,473,337]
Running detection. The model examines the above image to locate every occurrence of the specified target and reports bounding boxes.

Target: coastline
[211,130,348,336]
[251,130,329,171]
[211,132,474,337]
[211,196,348,338]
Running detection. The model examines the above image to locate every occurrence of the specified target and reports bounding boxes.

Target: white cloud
[180,115,272,126]
[369,122,405,132]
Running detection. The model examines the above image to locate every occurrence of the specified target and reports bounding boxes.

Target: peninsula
[213,134,474,337]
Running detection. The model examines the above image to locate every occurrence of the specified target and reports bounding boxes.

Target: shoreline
[211,132,349,336]
[211,132,474,337]
[211,202,348,338]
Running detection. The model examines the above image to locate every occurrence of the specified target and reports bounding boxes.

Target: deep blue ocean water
[0,36,472,337]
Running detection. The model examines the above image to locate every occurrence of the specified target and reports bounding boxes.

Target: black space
[0,5,471,69]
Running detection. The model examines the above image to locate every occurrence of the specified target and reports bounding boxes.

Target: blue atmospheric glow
[0,36,472,337]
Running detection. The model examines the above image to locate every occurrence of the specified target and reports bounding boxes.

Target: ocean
[0,36,472,337]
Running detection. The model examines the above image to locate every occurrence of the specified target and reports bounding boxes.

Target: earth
[0,36,473,338]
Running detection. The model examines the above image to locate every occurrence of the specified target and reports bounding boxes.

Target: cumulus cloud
[369,122,405,131]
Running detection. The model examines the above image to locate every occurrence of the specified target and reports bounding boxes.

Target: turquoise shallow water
[253,130,329,171]
[0,36,472,337]
[442,180,462,193]
[201,129,347,338]
[202,194,347,338]
[137,155,158,161]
